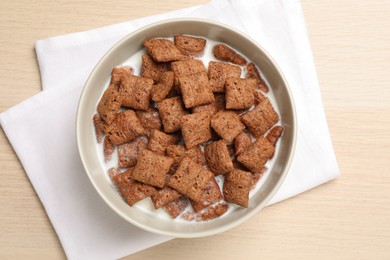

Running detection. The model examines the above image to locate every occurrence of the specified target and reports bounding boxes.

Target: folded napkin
[0,0,339,259]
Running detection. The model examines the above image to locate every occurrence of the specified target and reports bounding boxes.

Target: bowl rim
[76,17,297,238]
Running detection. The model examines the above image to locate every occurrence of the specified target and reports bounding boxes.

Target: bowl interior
[77,18,296,238]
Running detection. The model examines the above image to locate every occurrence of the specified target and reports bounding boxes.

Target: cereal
[151,186,181,209]
[204,140,234,175]
[197,203,228,221]
[208,61,241,92]
[132,149,174,188]
[254,90,267,104]
[181,111,212,149]
[211,110,246,142]
[223,169,252,207]
[235,130,252,156]
[148,129,178,155]
[120,75,153,111]
[93,113,106,143]
[111,66,133,86]
[151,71,175,102]
[166,145,206,166]
[97,84,123,125]
[237,136,275,172]
[141,54,171,83]
[136,107,162,137]
[178,71,215,109]
[163,196,189,218]
[246,63,268,93]
[107,110,146,145]
[213,44,247,66]
[143,39,188,62]
[171,59,206,87]
[225,77,257,110]
[103,136,115,162]
[191,177,223,213]
[266,125,284,146]
[158,96,188,133]
[117,136,149,168]
[174,35,206,56]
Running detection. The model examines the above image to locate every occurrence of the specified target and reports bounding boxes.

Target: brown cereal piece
[254,90,267,104]
[251,167,267,189]
[108,167,121,181]
[97,84,123,125]
[163,196,189,218]
[144,39,188,62]
[223,169,252,207]
[111,66,133,86]
[197,203,228,221]
[168,157,213,201]
[113,168,157,206]
[214,94,226,111]
[158,96,188,133]
[204,140,234,175]
[266,125,284,146]
[191,178,223,213]
[136,107,162,137]
[171,59,206,87]
[117,136,149,168]
[151,186,181,209]
[166,145,206,166]
[132,149,174,188]
[179,71,214,109]
[120,75,153,111]
[103,136,115,162]
[174,35,206,56]
[246,63,268,93]
[151,71,175,102]
[235,130,252,156]
[148,129,178,155]
[237,136,275,172]
[225,77,257,110]
[213,44,247,66]
[107,110,146,146]
[241,99,279,137]
[211,110,245,142]
[141,54,171,83]
[208,61,242,92]
[181,111,212,149]
[191,102,218,117]
[92,114,107,143]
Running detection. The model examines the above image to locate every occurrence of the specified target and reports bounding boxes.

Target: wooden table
[1,1,389,259]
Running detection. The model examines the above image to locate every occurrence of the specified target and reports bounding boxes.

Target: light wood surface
[1,1,389,259]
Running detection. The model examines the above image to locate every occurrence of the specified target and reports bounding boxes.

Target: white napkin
[0,0,339,259]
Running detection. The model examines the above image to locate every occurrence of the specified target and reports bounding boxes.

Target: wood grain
[1,1,389,259]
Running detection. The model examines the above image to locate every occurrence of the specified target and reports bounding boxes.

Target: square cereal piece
[136,107,162,137]
[120,75,153,111]
[111,66,133,86]
[97,84,123,125]
[144,39,188,62]
[113,168,157,206]
[171,59,206,87]
[163,196,189,218]
[93,113,108,143]
[141,54,171,83]
[166,145,206,166]
[225,77,257,110]
[223,169,252,207]
[240,99,279,137]
[237,136,275,172]
[235,130,252,156]
[208,61,241,92]
[103,136,115,162]
[191,178,223,213]
[191,93,225,117]
[266,125,284,146]
[204,140,233,175]
[213,44,247,66]
[197,203,228,221]
[179,71,214,109]
[158,96,188,133]
[246,63,269,93]
[211,110,245,143]
[151,71,175,102]
[151,186,181,209]
[254,90,267,104]
[168,157,213,201]
[174,35,206,56]
[132,149,174,188]
[181,111,212,149]
[117,136,149,168]
[107,110,146,145]
[148,129,178,155]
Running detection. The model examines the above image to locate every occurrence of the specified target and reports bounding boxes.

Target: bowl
[76,18,297,238]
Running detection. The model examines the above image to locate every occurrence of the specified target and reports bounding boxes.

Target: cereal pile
[93,35,284,221]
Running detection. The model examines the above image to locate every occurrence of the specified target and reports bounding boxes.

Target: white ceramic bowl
[76,18,297,238]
